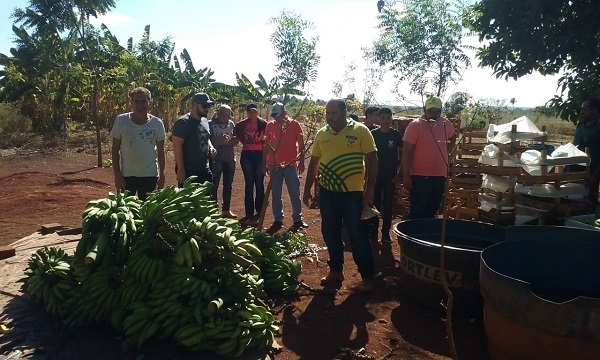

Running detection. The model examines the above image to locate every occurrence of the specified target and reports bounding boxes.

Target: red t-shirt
[265,118,303,167]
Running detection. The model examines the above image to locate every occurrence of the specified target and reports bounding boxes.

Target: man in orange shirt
[264,102,308,232]
[402,96,455,218]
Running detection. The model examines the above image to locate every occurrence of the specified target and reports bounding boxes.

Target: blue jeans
[319,187,374,279]
[176,165,212,188]
[373,176,396,232]
[212,160,235,211]
[240,150,265,218]
[407,175,446,219]
[269,165,302,222]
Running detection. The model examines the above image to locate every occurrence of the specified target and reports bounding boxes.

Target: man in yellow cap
[401,96,455,218]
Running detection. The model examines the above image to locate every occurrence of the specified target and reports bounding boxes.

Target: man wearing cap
[303,99,378,293]
[110,87,166,201]
[263,102,307,232]
[209,104,239,218]
[235,103,268,223]
[402,96,455,219]
[171,93,217,186]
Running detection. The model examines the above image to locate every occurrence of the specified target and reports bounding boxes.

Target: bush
[0,102,32,133]
[0,102,34,148]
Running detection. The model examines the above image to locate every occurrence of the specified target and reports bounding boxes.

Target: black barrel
[394,219,505,316]
[481,226,600,359]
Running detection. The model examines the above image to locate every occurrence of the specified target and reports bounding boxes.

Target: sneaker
[293,220,309,228]
[356,279,375,293]
[266,221,283,234]
[320,272,344,285]
[221,210,237,219]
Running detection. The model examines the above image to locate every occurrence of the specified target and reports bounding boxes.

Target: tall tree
[465,0,600,123]
[367,0,471,98]
[12,0,116,165]
[269,10,320,105]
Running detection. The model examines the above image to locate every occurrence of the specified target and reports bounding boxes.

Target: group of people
[109,88,457,293]
[111,88,308,230]
[110,87,600,294]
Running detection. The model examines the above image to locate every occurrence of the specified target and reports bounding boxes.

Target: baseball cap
[246,103,258,111]
[270,102,284,118]
[425,96,442,110]
[191,93,214,106]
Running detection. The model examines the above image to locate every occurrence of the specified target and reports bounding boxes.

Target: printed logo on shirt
[388,140,395,148]
[346,135,357,147]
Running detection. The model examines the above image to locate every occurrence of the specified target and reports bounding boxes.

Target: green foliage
[269,11,320,102]
[0,102,32,147]
[445,91,472,119]
[368,0,471,97]
[465,0,600,123]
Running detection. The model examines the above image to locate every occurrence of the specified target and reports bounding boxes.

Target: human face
[247,109,258,121]
[365,112,379,126]
[379,113,392,129]
[196,103,211,118]
[218,109,231,123]
[130,93,151,115]
[326,101,347,132]
[580,101,597,122]
[425,108,442,120]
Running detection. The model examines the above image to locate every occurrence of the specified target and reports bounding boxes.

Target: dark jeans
[319,187,374,279]
[374,176,396,232]
[240,150,265,218]
[176,165,213,188]
[212,160,235,211]
[407,175,446,219]
[124,176,157,201]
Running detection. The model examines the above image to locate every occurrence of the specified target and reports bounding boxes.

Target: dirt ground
[0,147,490,360]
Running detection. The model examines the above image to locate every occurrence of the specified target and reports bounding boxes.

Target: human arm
[209,139,217,159]
[402,141,415,192]
[297,132,305,174]
[302,156,320,206]
[172,135,186,184]
[111,138,126,191]
[156,139,166,189]
[262,140,270,176]
[364,151,378,205]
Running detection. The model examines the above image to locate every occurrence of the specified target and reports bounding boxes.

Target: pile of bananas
[20,178,300,357]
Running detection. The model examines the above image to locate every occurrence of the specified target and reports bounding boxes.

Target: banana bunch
[62,266,122,331]
[20,247,76,316]
[247,232,303,296]
[77,191,141,268]
[139,177,218,232]
[257,247,302,296]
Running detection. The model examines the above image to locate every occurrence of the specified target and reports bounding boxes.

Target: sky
[0,0,562,108]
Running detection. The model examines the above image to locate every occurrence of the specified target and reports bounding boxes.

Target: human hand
[403,176,412,193]
[363,187,374,206]
[157,176,165,189]
[114,173,126,191]
[176,168,186,185]
[298,161,305,174]
[210,147,217,158]
[302,190,312,206]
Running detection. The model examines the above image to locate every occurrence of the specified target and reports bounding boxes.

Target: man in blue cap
[171,93,217,186]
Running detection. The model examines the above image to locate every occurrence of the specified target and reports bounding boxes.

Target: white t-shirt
[110,113,166,177]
